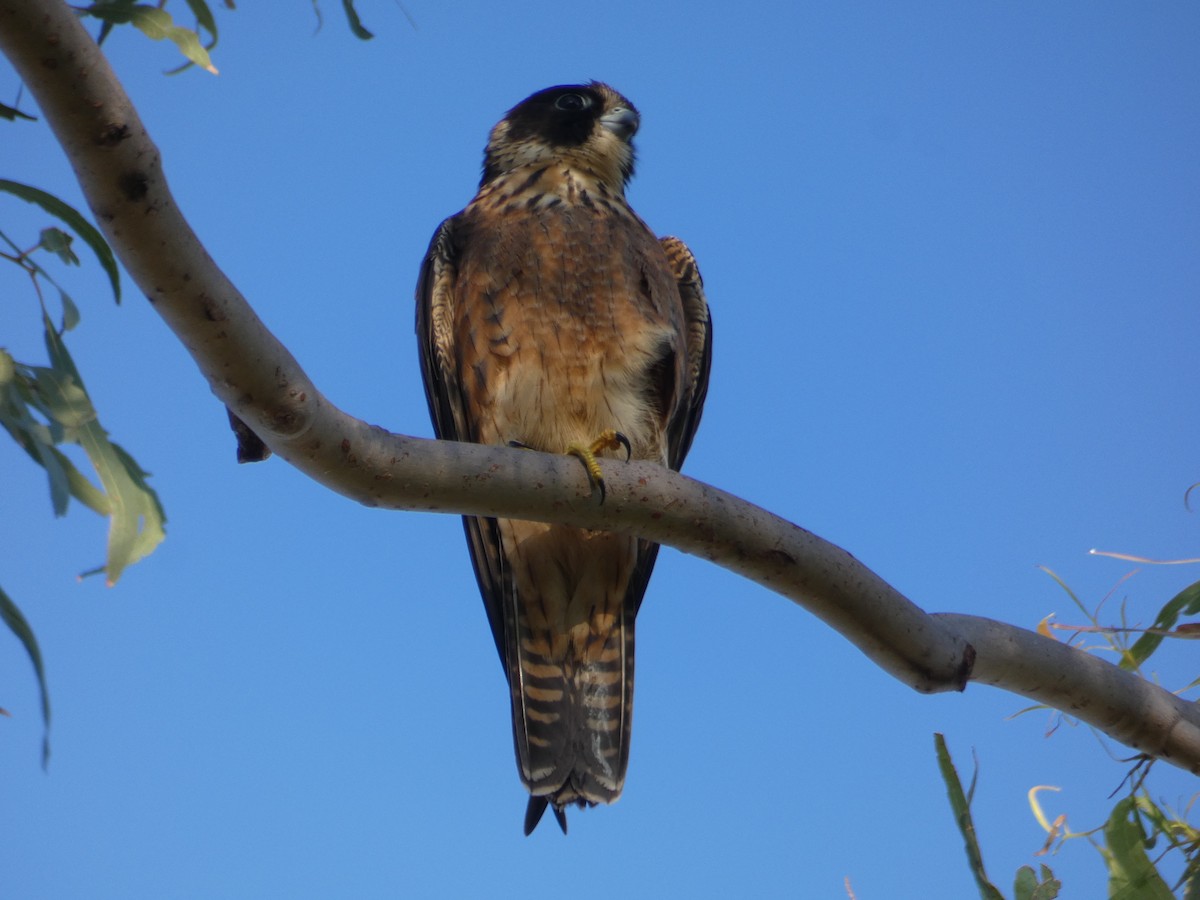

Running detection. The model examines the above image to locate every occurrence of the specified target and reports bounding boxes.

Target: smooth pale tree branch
[3,0,1198,774]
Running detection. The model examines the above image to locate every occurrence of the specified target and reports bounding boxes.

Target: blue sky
[2,2,1198,897]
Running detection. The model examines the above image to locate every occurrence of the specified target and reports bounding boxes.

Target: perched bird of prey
[416,82,712,834]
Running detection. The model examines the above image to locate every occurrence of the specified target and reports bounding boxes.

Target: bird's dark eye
[554,92,591,112]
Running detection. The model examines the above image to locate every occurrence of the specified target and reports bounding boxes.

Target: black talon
[508,439,533,449]
[614,431,632,461]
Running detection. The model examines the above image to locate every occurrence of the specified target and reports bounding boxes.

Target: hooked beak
[600,106,640,142]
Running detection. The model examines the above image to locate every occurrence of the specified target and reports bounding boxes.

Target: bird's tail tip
[523,793,600,836]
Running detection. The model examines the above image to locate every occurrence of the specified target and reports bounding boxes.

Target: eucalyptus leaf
[341,0,374,39]
[0,179,121,302]
[0,100,36,122]
[1124,580,1200,669]
[129,6,219,74]
[183,0,218,41]
[934,734,1005,900]
[31,365,96,431]
[0,584,51,767]
[38,227,79,266]
[1102,797,1175,899]
[59,289,81,333]
[31,438,71,517]
[40,313,165,584]
[1,359,111,517]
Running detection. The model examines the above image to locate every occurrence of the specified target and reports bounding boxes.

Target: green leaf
[0,100,36,122]
[934,734,1006,900]
[1123,580,1200,669]
[59,289,81,333]
[31,364,96,432]
[38,227,80,266]
[1102,796,1175,899]
[31,436,72,516]
[41,313,165,584]
[341,0,374,39]
[162,0,220,75]
[0,584,51,768]
[1014,866,1037,899]
[1184,863,1200,900]
[1036,865,1061,899]
[183,0,218,40]
[0,179,121,303]
[82,0,137,44]
[129,6,219,74]
[0,359,111,517]
[1014,865,1061,900]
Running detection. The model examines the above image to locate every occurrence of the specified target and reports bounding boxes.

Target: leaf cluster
[938,563,1200,898]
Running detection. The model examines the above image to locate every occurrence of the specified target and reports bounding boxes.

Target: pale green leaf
[41,313,165,584]
[38,227,79,266]
[31,364,95,432]
[1,360,111,517]
[163,0,220,75]
[129,7,219,74]
[59,289,81,333]
[0,179,121,302]
[0,584,51,767]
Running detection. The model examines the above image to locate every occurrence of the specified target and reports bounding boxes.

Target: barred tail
[510,597,635,835]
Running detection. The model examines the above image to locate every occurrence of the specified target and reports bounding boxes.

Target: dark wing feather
[658,235,713,471]
[625,236,713,616]
[416,216,510,667]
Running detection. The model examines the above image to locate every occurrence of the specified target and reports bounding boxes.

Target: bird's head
[481,82,640,192]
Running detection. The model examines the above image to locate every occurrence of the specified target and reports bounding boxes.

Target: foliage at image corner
[935,563,1200,900]
[0,0,378,769]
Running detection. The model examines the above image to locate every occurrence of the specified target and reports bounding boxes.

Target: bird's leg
[566,429,631,503]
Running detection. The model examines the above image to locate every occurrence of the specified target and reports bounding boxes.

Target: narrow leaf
[183,0,219,40]
[30,438,72,516]
[0,100,36,122]
[1124,580,1200,669]
[0,179,121,302]
[934,734,1006,900]
[41,313,165,584]
[59,289,81,333]
[0,585,51,767]
[341,0,374,39]
[129,7,219,74]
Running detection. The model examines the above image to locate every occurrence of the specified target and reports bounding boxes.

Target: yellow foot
[566,429,631,503]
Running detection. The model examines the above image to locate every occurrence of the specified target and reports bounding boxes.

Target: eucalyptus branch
[3,0,1197,774]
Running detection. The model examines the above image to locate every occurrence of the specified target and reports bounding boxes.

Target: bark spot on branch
[118,170,147,201]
